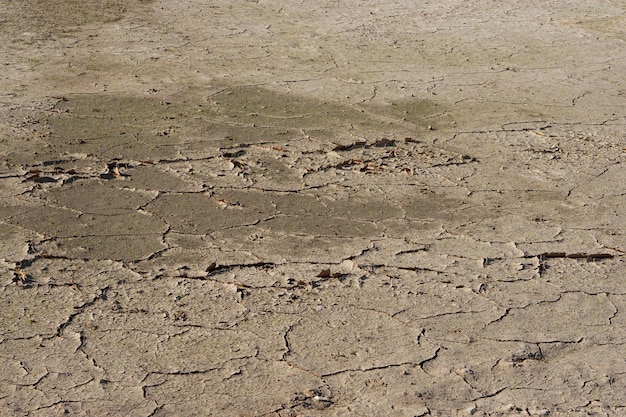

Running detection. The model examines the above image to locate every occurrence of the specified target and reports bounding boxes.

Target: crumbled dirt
[1,1,625,416]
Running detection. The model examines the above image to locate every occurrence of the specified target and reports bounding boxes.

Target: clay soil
[1,1,625,416]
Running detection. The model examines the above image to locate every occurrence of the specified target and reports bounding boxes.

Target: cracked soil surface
[1,1,625,416]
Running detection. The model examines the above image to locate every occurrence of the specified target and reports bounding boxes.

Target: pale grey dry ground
[0,1,625,416]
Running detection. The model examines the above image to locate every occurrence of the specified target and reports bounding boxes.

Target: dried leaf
[317,268,331,278]
[271,146,289,153]
[374,138,395,147]
[336,159,362,169]
[13,268,28,284]
[333,141,366,151]
[206,262,218,273]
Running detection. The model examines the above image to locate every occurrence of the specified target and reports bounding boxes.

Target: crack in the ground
[320,360,427,378]
[44,285,110,340]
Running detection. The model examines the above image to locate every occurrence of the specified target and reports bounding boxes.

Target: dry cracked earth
[1,1,626,416]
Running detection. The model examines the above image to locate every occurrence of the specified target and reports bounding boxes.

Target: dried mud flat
[1,1,625,416]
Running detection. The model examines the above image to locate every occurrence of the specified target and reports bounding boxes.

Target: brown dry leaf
[337,159,362,169]
[316,269,345,279]
[317,268,331,278]
[206,262,218,273]
[232,160,246,169]
[271,145,289,153]
[101,162,127,180]
[374,138,395,147]
[13,268,27,284]
[333,141,366,151]
[361,162,379,172]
